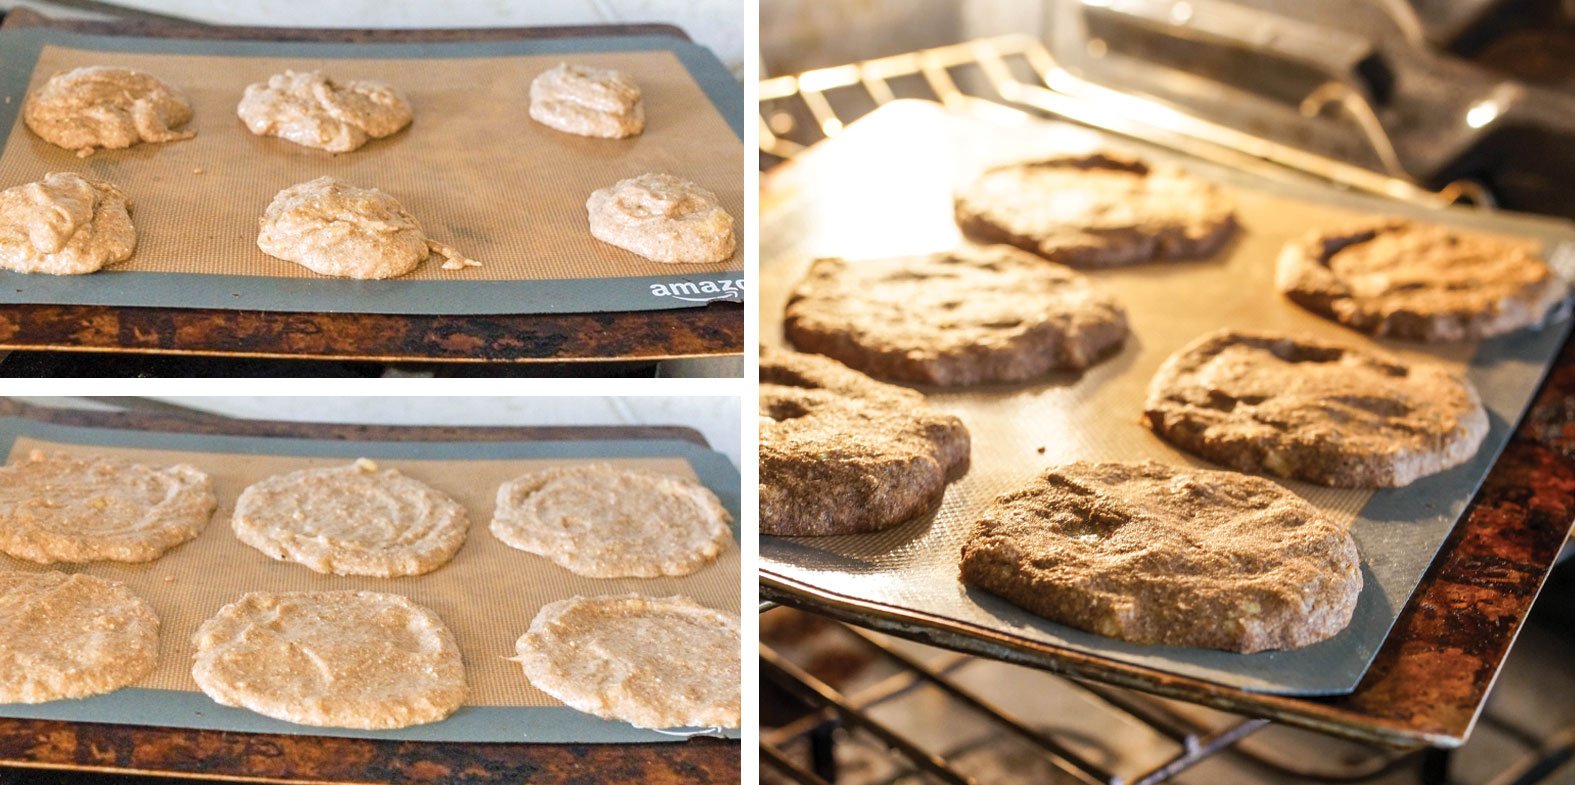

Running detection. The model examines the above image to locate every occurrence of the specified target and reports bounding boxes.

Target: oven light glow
[1170,2,1194,24]
[1466,99,1500,129]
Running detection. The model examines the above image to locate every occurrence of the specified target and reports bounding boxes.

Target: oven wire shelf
[759,34,1491,209]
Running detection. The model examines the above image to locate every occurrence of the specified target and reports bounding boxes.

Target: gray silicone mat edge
[0,25,746,315]
[0,415,742,743]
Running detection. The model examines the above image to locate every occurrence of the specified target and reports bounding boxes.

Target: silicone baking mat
[759,99,1575,696]
[0,25,744,314]
[0,416,742,743]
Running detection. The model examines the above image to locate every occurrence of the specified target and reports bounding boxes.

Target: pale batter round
[0,570,159,703]
[515,594,740,729]
[191,590,466,729]
[231,459,468,577]
[490,464,732,578]
[0,449,215,563]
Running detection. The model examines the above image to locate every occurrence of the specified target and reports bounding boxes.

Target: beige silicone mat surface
[0,421,740,742]
[759,99,1575,694]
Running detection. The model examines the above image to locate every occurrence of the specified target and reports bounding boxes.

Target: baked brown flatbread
[955,152,1236,267]
[960,461,1361,653]
[1277,217,1567,342]
[784,246,1128,385]
[760,346,969,536]
[1143,329,1488,487]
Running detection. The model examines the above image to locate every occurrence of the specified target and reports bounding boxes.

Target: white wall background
[143,397,742,467]
[84,0,745,74]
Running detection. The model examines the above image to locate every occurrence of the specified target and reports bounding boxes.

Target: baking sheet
[0,25,744,314]
[0,416,741,743]
[759,99,1575,696]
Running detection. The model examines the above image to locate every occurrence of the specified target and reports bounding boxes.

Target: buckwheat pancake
[1143,330,1489,487]
[0,450,214,563]
[238,70,412,153]
[529,62,644,139]
[232,459,468,577]
[490,464,732,578]
[1277,217,1568,342]
[515,594,739,729]
[23,66,194,157]
[955,152,1237,267]
[785,246,1128,385]
[0,172,135,275]
[192,590,465,729]
[960,461,1361,653]
[760,345,970,536]
[0,571,159,703]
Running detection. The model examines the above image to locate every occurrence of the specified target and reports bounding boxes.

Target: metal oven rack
[757,34,1575,785]
[759,34,1487,208]
[760,606,1428,785]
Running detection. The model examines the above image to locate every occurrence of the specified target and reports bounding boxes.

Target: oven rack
[760,607,1421,785]
[758,34,1489,208]
[760,606,1575,785]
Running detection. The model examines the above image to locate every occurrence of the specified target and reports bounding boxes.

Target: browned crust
[1142,330,1489,487]
[1276,217,1569,342]
[760,346,969,536]
[959,460,1362,653]
[953,152,1237,268]
[783,247,1129,385]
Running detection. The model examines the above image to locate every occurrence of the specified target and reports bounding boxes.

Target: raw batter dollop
[586,173,735,264]
[237,70,412,153]
[23,66,195,157]
[256,176,478,279]
[0,172,135,275]
[529,62,644,139]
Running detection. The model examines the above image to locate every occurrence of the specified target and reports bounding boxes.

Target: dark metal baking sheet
[759,99,1575,696]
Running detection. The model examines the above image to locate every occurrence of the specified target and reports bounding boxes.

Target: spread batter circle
[231,459,468,577]
[515,594,740,729]
[0,449,215,563]
[191,590,466,729]
[490,464,732,578]
[0,570,160,703]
